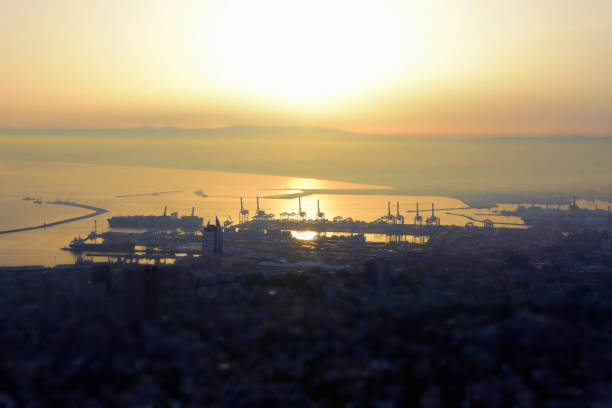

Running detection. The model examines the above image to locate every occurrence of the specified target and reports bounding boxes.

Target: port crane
[386,201,394,223]
[316,200,326,221]
[254,196,274,220]
[298,197,306,221]
[255,196,266,218]
[239,197,249,223]
[395,201,404,224]
[426,203,440,226]
[569,196,579,211]
[413,203,423,226]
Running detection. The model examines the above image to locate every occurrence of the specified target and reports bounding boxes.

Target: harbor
[56,198,512,265]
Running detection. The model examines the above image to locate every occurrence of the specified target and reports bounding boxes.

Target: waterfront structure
[202,217,223,272]
[426,203,440,226]
[107,206,203,231]
[316,200,326,221]
[298,197,306,221]
[395,201,404,224]
[252,196,274,221]
[239,197,249,223]
[414,203,423,226]
[255,196,266,219]
[570,196,580,211]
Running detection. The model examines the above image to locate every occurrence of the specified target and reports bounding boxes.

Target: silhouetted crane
[395,201,404,224]
[298,197,306,221]
[255,196,265,218]
[253,196,274,220]
[426,203,440,226]
[239,197,249,223]
[414,203,423,226]
[316,200,325,221]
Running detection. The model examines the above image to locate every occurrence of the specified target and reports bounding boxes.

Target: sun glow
[204,0,425,105]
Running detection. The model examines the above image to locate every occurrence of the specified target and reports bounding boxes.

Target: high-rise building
[202,217,223,272]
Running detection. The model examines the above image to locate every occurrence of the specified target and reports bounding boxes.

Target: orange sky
[1,0,611,135]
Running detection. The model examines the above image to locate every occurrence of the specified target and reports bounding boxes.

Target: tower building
[202,216,223,272]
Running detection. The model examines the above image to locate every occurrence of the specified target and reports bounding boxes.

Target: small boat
[194,189,208,198]
[22,196,35,201]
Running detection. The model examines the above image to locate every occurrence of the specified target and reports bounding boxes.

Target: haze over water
[0,159,532,266]
[2,0,612,266]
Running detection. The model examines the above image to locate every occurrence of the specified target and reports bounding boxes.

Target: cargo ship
[107,206,203,231]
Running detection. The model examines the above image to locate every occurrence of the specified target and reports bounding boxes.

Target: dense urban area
[1,202,612,407]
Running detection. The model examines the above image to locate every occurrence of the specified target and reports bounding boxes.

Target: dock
[234,219,465,236]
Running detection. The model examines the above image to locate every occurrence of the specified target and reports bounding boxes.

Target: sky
[2,0,612,135]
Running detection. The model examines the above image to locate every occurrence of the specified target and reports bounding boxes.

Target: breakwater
[0,200,108,235]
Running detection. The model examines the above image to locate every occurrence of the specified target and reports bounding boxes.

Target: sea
[1,159,605,267]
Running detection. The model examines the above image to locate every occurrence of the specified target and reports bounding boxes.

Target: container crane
[386,201,394,223]
[298,197,306,221]
[253,196,274,220]
[414,203,423,226]
[426,203,440,226]
[239,197,249,223]
[316,200,325,221]
[395,201,404,224]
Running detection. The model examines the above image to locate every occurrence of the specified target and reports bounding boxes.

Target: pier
[235,219,465,236]
[445,212,526,227]
[0,200,108,235]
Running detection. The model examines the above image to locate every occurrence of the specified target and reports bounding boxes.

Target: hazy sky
[2,0,611,135]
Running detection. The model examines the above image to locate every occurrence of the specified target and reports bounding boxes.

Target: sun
[203,0,424,106]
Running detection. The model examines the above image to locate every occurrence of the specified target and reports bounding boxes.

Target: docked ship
[107,206,203,231]
[63,236,135,253]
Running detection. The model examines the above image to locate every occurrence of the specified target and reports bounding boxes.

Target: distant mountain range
[1,126,611,142]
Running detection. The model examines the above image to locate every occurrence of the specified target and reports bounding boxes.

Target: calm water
[0,159,530,266]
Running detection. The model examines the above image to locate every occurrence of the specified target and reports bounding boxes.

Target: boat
[33,198,43,204]
[22,196,36,201]
[63,236,135,253]
[107,206,203,231]
[194,189,208,198]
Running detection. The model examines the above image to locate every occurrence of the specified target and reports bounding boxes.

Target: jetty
[0,200,108,235]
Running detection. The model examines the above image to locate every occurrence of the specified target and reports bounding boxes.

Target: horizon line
[1,125,611,139]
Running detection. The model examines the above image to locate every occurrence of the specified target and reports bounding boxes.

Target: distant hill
[1,126,610,142]
[2,126,612,198]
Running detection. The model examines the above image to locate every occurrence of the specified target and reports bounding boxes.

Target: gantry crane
[239,197,249,223]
